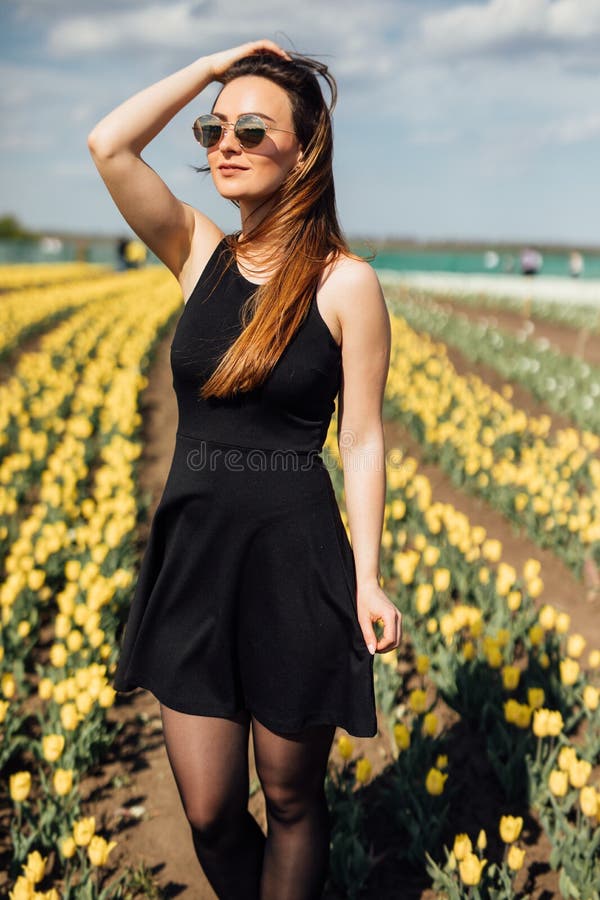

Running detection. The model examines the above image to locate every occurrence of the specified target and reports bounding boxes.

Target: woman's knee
[262,781,326,827]
[185,797,246,844]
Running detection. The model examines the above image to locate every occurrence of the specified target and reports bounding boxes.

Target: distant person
[116,236,129,270]
[569,250,584,278]
[520,247,543,276]
[124,238,147,268]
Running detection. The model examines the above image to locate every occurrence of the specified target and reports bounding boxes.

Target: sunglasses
[192,113,296,149]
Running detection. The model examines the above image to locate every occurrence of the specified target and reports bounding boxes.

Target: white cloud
[542,111,600,143]
[420,0,600,59]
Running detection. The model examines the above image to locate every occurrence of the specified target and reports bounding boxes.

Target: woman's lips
[218,165,248,172]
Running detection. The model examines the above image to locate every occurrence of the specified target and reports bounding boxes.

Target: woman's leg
[159,703,266,900]
[252,716,336,900]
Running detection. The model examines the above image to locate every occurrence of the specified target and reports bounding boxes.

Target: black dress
[112,236,378,737]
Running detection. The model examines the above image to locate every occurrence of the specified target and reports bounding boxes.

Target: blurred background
[1,0,599,280]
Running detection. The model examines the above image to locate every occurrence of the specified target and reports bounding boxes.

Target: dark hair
[192,50,368,399]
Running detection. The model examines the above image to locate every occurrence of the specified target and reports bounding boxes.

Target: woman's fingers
[209,39,291,81]
[375,608,402,651]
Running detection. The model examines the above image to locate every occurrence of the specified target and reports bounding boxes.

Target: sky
[1,0,600,245]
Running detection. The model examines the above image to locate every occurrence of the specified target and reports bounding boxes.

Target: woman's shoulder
[318,250,383,310]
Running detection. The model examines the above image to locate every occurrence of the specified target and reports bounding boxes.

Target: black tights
[159,703,336,900]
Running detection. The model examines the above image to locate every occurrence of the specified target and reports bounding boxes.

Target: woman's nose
[219,124,241,151]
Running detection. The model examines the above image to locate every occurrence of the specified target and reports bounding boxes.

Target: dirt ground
[5,301,600,898]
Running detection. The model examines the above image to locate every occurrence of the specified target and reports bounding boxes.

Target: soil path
[94,320,599,899]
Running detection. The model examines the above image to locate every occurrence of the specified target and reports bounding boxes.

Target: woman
[88,39,401,899]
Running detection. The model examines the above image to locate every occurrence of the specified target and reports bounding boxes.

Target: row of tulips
[2,269,182,898]
[0,263,109,292]
[377,276,600,335]
[383,284,600,433]
[321,419,600,897]
[382,307,600,580]
[0,266,163,358]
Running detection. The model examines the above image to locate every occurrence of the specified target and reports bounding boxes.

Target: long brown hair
[192,50,367,400]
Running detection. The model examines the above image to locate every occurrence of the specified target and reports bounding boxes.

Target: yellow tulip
[566,633,586,659]
[39,889,61,900]
[422,712,438,737]
[458,851,486,886]
[583,685,599,711]
[75,691,94,715]
[523,558,541,581]
[337,735,354,760]
[555,612,571,634]
[568,759,591,789]
[0,699,9,724]
[423,545,440,566]
[481,538,502,562]
[53,768,74,796]
[10,771,32,803]
[87,835,118,867]
[7,875,35,900]
[453,833,472,861]
[507,845,526,871]
[2,672,16,698]
[65,560,82,581]
[560,658,580,686]
[73,816,96,846]
[546,711,563,737]
[499,815,523,843]
[60,702,80,731]
[527,687,545,709]
[579,786,599,818]
[538,604,557,630]
[416,654,430,675]
[415,583,433,615]
[42,734,65,763]
[394,723,411,751]
[588,649,600,669]
[37,678,54,700]
[527,576,543,598]
[486,645,503,669]
[17,620,31,639]
[463,640,476,661]
[528,624,544,646]
[501,666,520,691]
[506,590,521,612]
[477,829,487,850]
[49,643,68,668]
[21,850,47,884]
[355,757,372,784]
[409,689,427,714]
[59,836,77,859]
[433,568,451,592]
[435,754,448,769]
[558,746,577,772]
[425,767,448,795]
[548,769,569,797]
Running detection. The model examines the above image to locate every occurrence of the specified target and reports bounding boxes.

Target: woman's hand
[208,40,292,82]
[356,581,402,655]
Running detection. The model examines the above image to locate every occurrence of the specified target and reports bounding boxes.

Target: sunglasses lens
[193,116,222,147]
[235,115,267,148]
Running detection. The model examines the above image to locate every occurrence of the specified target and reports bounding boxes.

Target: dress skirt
[112,433,378,738]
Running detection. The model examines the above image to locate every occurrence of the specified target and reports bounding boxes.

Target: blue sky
[1,0,599,245]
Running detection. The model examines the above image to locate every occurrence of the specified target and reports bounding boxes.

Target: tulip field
[1,261,599,899]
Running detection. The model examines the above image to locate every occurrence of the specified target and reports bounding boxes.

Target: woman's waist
[174,430,326,470]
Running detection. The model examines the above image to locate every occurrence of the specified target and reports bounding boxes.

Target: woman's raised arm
[86,40,291,279]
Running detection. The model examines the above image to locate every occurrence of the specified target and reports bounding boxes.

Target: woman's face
[208,75,303,208]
